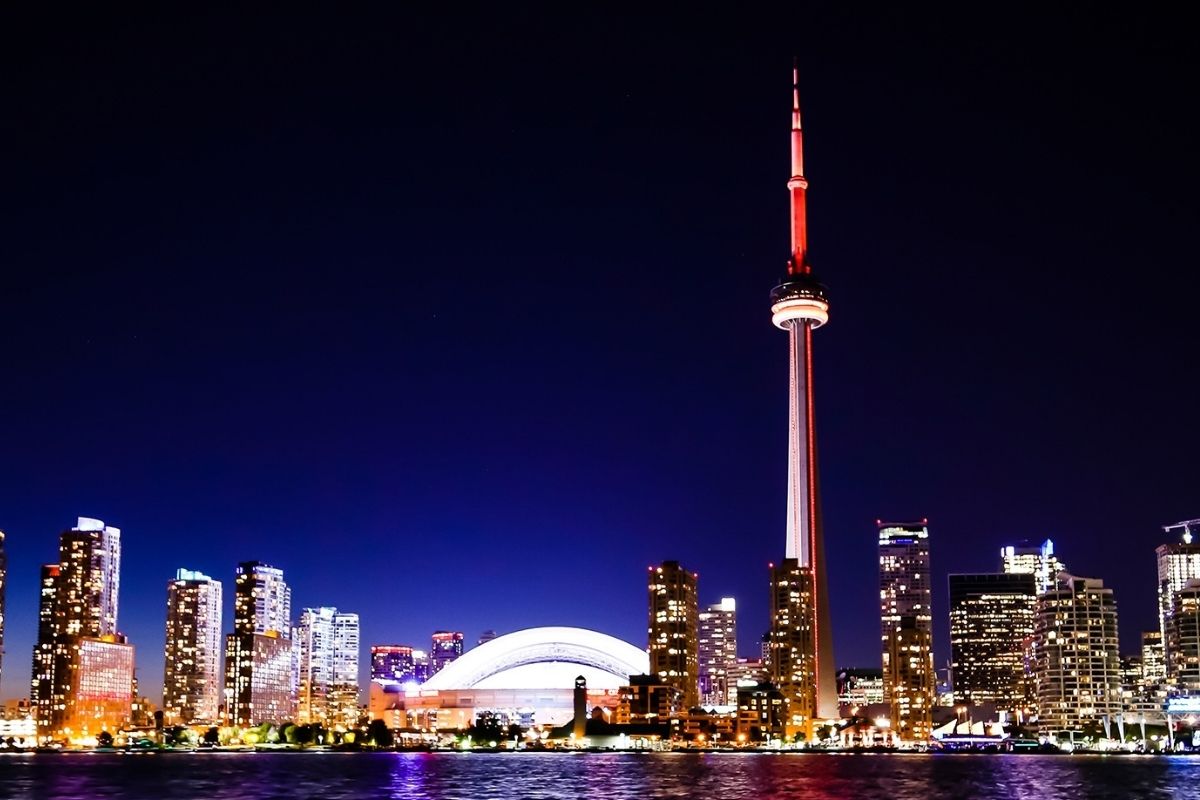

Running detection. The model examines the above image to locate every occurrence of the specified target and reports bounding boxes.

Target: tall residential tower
[878,521,935,742]
[225,561,294,726]
[767,65,836,720]
[648,561,699,709]
[163,569,223,723]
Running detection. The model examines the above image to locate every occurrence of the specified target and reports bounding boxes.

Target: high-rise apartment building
[1031,573,1122,733]
[0,530,6,686]
[296,607,360,727]
[1157,523,1200,692]
[1001,539,1066,595]
[647,561,699,710]
[430,631,464,675]
[698,597,738,707]
[769,559,817,736]
[1165,579,1200,695]
[371,645,416,684]
[225,561,294,726]
[1142,630,1167,686]
[30,563,59,740]
[163,569,223,723]
[878,521,935,742]
[30,518,132,741]
[947,573,1036,713]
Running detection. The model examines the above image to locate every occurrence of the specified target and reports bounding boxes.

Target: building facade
[430,631,464,676]
[163,569,223,723]
[296,607,361,727]
[947,572,1036,713]
[647,561,699,710]
[1031,573,1122,733]
[30,518,131,742]
[697,597,737,707]
[1157,527,1200,692]
[0,530,6,686]
[225,561,294,726]
[878,521,934,742]
[1001,539,1066,595]
[1165,579,1200,695]
[769,559,817,736]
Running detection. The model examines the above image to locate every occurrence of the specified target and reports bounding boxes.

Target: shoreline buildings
[163,569,223,724]
[647,561,699,710]
[698,597,737,707]
[1031,573,1122,734]
[296,607,361,728]
[1157,520,1200,695]
[948,572,1036,715]
[878,520,934,742]
[766,64,837,734]
[224,561,294,727]
[30,518,133,742]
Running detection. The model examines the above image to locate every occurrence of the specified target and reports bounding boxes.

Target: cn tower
[769,64,837,720]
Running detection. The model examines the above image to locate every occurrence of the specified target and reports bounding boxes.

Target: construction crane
[1163,519,1200,544]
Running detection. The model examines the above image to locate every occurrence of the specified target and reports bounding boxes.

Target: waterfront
[1,752,1199,799]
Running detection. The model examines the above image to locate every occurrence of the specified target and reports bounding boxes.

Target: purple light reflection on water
[1,752,1199,800]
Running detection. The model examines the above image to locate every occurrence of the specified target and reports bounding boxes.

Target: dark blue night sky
[2,7,1197,701]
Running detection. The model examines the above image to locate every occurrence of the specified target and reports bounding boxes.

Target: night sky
[2,7,1197,702]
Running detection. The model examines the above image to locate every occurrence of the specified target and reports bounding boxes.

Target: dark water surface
[2,752,1199,799]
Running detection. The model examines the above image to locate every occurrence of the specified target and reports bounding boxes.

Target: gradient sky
[2,7,1197,703]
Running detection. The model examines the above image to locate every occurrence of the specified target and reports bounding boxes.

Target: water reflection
[1,752,1199,800]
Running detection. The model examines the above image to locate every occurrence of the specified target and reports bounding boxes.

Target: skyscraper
[1157,520,1200,692]
[30,518,132,741]
[163,569,223,723]
[1031,573,1122,733]
[1142,630,1167,686]
[1001,539,1066,595]
[296,607,361,727]
[225,561,294,726]
[371,645,416,684]
[878,521,935,742]
[0,530,6,687]
[29,563,59,740]
[767,64,836,719]
[769,559,817,735]
[647,561,699,709]
[430,631,464,675]
[1165,580,1200,695]
[947,572,1036,713]
[697,597,737,706]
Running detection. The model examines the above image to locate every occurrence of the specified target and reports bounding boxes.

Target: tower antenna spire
[788,59,809,275]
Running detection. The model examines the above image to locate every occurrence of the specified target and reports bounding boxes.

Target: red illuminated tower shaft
[769,66,837,719]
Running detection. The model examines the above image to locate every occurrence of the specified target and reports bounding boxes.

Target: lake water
[1,752,1199,799]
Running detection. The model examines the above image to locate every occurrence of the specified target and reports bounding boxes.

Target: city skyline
[2,7,1198,705]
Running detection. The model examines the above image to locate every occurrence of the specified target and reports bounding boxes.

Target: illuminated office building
[225,561,294,726]
[947,572,1036,712]
[371,645,416,684]
[1001,539,1066,595]
[878,521,934,742]
[163,569,223,723]
[0,530,6,686]
[430,631,464,675]
[1157,522,1200,691]
[769,559,817,735]
[1142,630,1167,686]
[30,518,131,741]
[647,561,699,709]
[1165,579,1200,695]
[1031,573,1122,733]
[698,597,738,706]
[296,607,361,727]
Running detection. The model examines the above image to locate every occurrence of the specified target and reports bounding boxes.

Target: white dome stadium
[421,626,649,691]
